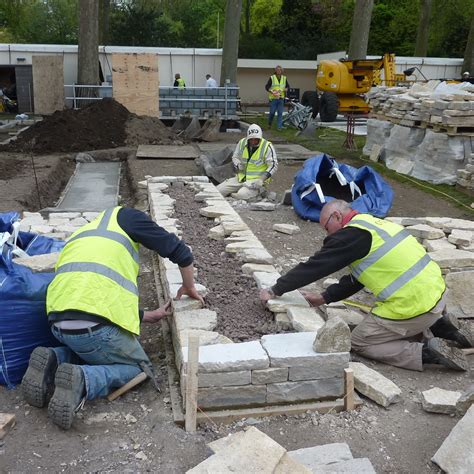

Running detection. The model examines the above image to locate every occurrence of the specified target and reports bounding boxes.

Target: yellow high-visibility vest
[236,138,271,182]
[268,74,286,100]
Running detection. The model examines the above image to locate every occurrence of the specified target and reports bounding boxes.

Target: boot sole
[429,338,468,371]
[48,364,85,430]
[22,347,57,408]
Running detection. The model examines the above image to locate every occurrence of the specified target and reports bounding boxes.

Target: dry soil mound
[3,98,182,154]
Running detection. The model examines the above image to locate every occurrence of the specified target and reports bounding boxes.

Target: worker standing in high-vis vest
[174,72,186,88]
[260,199,472,372]
[217,123,278,201]
[22,207,204,430]
[265,65,289,130]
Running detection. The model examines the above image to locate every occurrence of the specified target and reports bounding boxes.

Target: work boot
[21,347,58,408]
[422,337,468,371]
[430,313,473,348]
[48,364,86,430]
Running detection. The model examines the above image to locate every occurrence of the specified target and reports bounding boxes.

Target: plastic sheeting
[291,154,394,222]
[0,212,65,388]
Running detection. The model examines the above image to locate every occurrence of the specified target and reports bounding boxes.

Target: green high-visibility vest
[176,78,186,88]
[46,207,141,335]
[347,214,445,320]
[236,137,271,182]
[268,74,286,100]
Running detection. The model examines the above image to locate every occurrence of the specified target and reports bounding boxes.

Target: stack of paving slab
[386,216,474,319]
[188,426,376,473]
[147,176,350,411]
[364,84,474,187]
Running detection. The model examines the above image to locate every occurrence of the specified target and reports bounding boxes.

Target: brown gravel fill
[168,182,288,342]
[3,98,182,154]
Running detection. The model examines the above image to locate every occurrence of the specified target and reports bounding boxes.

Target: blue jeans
[269,98,284,129]
[50,325,150,400]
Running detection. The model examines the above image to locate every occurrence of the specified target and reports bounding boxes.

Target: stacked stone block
[159,86,239,119]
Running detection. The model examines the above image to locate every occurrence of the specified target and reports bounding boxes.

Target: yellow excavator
[301,53,407,122]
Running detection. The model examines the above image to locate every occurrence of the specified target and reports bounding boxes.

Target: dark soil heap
[4,98,182,154]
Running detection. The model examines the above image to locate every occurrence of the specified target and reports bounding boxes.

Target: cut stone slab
[288,443,354,470]
[221,221,250,234]
[174,309,217,333]
[445,270,474,319]
[429,249,474,269]
[313,458,376,473]
[432,405,474,474]
[273,223,301,235]
[275,312,292,330]
[237,248,274,264]
[208,225,225,240]
[287,306,326,332]
[266,290,309,312]
[423,238,456,252]
[405,224,445,240]
[199,205,235,218]
[448,228,473,247]
[349,362,402,407]
[424,217,452,229]
[443,218,474,233]
[242,263,278,275]
[267,378,344,403]
[456,384,474,415]
[181,341,269,373]
[225,240,264,253]
[421,387,461,414]
[190,427,286,473]
[253,271,280,289]
[250,202,277,211]
[177,329,233,348]
[325,307,365,329]
[198,370,250,388]
[172,295,204,313]
[13,252,59,273]
[252,367,288,384]
[313,317,351,353]
[274,454,312,473]
[169,283,208,299]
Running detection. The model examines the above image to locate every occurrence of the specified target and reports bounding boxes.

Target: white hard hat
[247,124,262,140]
[462,71,470,76]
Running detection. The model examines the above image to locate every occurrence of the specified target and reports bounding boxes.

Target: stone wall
[146,176,350,411]
[159,86,239,119]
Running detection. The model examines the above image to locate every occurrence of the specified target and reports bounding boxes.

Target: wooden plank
[107,372,148,401]
[32,56,64,114]
[185,335,199,432]
[344,368,355,411]
[136,144,200,159]
[112,53,159,117]
[0,413,16,440]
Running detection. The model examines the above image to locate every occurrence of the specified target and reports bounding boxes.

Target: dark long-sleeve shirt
[271,227,372,303]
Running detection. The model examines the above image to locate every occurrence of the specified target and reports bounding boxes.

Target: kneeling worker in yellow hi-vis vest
[22,206,204,430]
[217,124,278,201]
[260,199,472,372]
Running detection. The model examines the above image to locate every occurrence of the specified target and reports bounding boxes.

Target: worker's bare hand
[142,301,172,323]
[259,288,275,302]
[300,291,326,307]
[175,285,205,305]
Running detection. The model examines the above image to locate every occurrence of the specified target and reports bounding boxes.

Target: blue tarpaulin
[291,154,394,222]
[0,212,65,387]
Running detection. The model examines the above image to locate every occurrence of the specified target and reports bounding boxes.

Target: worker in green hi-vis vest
[173,73,186,89]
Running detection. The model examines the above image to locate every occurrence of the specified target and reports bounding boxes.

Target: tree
[220,0,242,85]
[414,0,432,57]
[78,0,99,86]
[99,0,111,45]
[463,13,474,74]
[348,0,374,59]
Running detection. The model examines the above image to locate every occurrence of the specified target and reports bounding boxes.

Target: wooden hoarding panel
[32,55,64,114]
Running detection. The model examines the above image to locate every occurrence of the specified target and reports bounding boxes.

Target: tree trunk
[99,0,111,46]
[463,14,474,75]
[78,0,99,85]
[414,0,432,57]
[220,0,243,86]
[244,0,251,34]
[348,0,374,60]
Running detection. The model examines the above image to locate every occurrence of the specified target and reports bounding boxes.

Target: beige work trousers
[216,176,262,201]
[351,293,447,371]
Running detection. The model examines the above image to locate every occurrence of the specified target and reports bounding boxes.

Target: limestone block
[432,405,474,474]
[313,317,351,353]
[267,291,309,312]
[266,378,344,403]
[69,217,88,227]
[164,268,183,284]
[177,329,232,348]
[274,453,312,474]
[82,212,100,222]
[147,182,169,192]
[48,212,81,219]
[273,223,301,235]
[148,176,176,183]
[443,218,474,233]
[198,370,250,388]
[405,224,445,240]
[349,362,402,407]
[288,443,353,469]
[173,295,204,313]
[225,240,264,253]
[397,217,427,226]
[423,238,455,252]
[289,353,349,381]
[287,306,326,332]
[181,341,269,373]
[429,249,474,269]
[314,458,376,473]
[160,257,178,270]
[424,217,453,229]
[192,176,209,183]
[242,263,278,275]
[208,225,225,240]
[222,222,250,235]
[445,270,474,319]
[151,194,175,206]
[275,312,292,330]
[174,309,217,333]
[325,307,365,329]
[237,248,274,264]
[448,228,473,247]
[253,271,280,289]
[191,427,286,473]
[175,176,193,182]
[197,385,268,410]
[47,217,71,226]
[53,225,78,236]
[13,252,59,272]
[208,431,246,453]
[151,206,174,218]
[19,216,45,230]
[421,387,461,414]
[200,205,235,218]
[30,224,54,235]
[252,367,288,384]
[456,384,474,415]
[250,202,276,211]
[195,191,221,202]
[169,283,208,299]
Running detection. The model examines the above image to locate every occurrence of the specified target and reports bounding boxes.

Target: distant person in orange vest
[174,73,186,89]
[265,65,289,130]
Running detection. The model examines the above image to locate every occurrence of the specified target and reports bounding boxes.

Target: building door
[15,65,34,113]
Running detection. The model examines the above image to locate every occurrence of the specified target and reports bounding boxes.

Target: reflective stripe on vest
[46,206,141,334]
[348,214,445,320]
[268,74,286,100]
[237,138,270,182]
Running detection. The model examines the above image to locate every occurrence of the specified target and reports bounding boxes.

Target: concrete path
[54,162,121,212]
